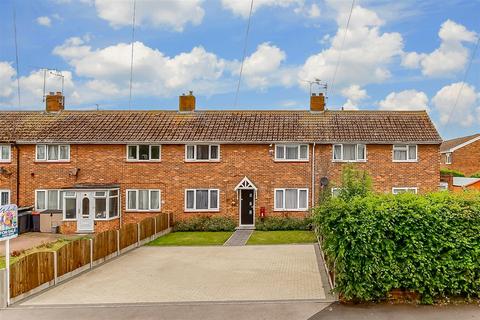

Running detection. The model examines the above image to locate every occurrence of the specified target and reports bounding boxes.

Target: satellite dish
[320,176,329,187]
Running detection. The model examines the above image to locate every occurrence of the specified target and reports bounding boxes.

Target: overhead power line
[329,0,355,96]
[233,0,254,108]
[128,0,136,109]
[12,1,21,107]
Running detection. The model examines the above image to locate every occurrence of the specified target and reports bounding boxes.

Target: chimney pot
[179,91,195,112]
[46,92,65,113]
[310,93,325,112]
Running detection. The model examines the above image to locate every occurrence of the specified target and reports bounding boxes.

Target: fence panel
[140,217,155,240]
[93,229,117,261]
[10,251,55,298]
[155,213,168,232]
[57,239,91,277]
[119,223,138,249]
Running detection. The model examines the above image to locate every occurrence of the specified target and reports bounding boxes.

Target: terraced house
[0,92,442,234]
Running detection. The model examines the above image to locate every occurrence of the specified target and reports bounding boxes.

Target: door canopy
[234,176,257,191]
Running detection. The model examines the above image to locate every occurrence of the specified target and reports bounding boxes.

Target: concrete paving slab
[20,244,326,305]
[224,229,253,246]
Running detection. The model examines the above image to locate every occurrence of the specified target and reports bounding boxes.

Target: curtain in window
[150,146,160,160]
[186,146,195,159]
[37,191,46,209]
[196,145,209,160]
[300,145,308,159]
[333,145,342,160]
[59,145,69,160]
[139,145,149,160]
[150,191,160,210]
[210,190,218,209]
[138,190,149,210]
[357,144,365,160]
[394,149,407,160]
[37,145,46,160]
[210,145,218,159]
[0,192,8,205]
[48,145,59,160]
[276,146,284,159]
[127,191,137,210]
[286,146,298,159]
[275,190,283,209]
[408,145,416,160]
[196,190,209,209]
[186,190,195,209]
[47,190,58,209]
[299,190,307,209]
[128,146,137,159]
[343,144,356,160]
[285,189,298,209]
[1,146,9,160]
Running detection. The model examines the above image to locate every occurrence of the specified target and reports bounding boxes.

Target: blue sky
[0,0,479,140]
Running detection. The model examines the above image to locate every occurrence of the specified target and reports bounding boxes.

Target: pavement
[19,244,329,305]
[224,229,253,246]
[0,232,78,256]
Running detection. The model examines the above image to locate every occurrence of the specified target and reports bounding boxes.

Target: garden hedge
[314,192,480,303]
[255,216,312,231]
[173,216,236,232]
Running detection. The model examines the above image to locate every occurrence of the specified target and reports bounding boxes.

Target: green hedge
[471,172,480,178]
[255,216,312,231]
[314,192,480,303]
[173,216,236,232]
[440,168,465,177]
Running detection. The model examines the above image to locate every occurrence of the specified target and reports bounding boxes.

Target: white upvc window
[36,144,70,162]
[108,190,119,219]
[35,189,65,211]
[185,189,219,211]
[63,191,77,220]
[127,145,161,161]
[439,182,449,191]
[126,189,161,211]
[185,145,220,161]
[445,152,452,164]
[0,190,10,206]
[0,145,11,162]
[274,188,308,211]
[392,187,418,195]
[333,144,366,162]
[393,145,417,162]
[331,188,342,198]
[275,144,309,161]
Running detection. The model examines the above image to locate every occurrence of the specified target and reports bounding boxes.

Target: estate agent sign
[0,204,18,240]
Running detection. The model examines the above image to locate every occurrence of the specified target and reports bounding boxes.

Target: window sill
[273,209,309,212]
[392,160,418,163]
[274,159,309,163]
[94,216,120,221]
[184,209,220,213]
[184,160,221,163]
[126,160,161,163]
[125,210,161,213]
[0,160,12,163]
[35,160,71,163]
[332,160,367,163]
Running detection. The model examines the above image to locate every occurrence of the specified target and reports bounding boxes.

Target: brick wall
[0,142,440,232]
[440,139,480,176]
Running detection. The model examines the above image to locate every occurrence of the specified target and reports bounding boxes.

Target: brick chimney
[310,93,325,112]
[179,91,195,112]
[46,91,65,112]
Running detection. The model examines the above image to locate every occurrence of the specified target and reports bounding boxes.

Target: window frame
[331,188,342,198]
[184,144,221,162]
[126,145,161,162]
[273,188,309,211]
[392,144,418,162]
[63,191,77,221]
[125,189,162,212]
[392,187,418,195]
[184,189,220,212]
[35,189,64,211]
[445,152,452,164]
[332,144,366,162]
[274,144,309,162]
[0,189,11,206]
[35,144,70,162]
[0,145,11,163]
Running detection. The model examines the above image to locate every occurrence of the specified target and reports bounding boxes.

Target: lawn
[146,231,233,246]
[247,230,316,245]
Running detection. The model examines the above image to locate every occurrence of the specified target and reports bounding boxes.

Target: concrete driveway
[19,244,330,305]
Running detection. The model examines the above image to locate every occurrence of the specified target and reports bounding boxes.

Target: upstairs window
[126,189,161,211]
[333,144,366,162]
[274,188,308,211]
[0,190,10,206]
[393,145,417,162]
[36,144,70,162]
[185,189,219,211]
[127,145,161,161]
[0,145,11,162]
[185,145,220,161]
[275,144,309,161]
[445,152,452,164]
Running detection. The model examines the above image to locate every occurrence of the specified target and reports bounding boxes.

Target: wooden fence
[7,213,170,302]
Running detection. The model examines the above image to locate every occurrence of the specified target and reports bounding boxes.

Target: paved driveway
[20,244,329,305]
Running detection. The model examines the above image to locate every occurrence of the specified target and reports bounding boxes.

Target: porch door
[240,189,254,226]
[77,192,94,233]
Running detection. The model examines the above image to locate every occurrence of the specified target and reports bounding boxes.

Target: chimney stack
[46,91,65,112]
[179,91,195,112]
[310,92,325,112]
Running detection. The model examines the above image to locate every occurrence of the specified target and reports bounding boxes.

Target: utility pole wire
[12,1,21,107]
[443,34,479,126]
[329,0,355,96]
[128,0,136,109]
[234,0,254,108]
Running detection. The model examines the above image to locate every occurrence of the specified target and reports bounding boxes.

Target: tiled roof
[0,110,442,144]
[440,133,480,152]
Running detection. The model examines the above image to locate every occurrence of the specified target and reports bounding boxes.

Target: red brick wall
[440,139,480,176]
[0,143,440,232]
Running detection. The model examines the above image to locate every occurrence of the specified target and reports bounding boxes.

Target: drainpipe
[14,143,20,205]
[311,143,316,208]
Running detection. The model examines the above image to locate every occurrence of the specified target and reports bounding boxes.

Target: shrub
[173,216,236,232]
[337,165,372,200]
[471,172,480,178]
[255,216,312,231]
[314,191,480,304]
[440,168,465,177]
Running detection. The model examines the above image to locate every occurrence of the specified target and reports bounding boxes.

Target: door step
[235,225,255,230]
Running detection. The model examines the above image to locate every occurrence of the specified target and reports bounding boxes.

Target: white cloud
[432,82,478,127]
[222,0,304,18]
[378,90,429,111]
[341,84,367,102]
[294,3,321,18]
[36,16,52,27]
[402,20,477,77]
[0,62,16,98]
[93,0,204,31]
[299,4,403,90]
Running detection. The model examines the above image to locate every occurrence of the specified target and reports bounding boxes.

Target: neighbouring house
[440,133,480,177]
[0,91,441,233]
[451,177,480,192]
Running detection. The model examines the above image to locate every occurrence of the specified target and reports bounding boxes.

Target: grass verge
[247,230,316,245]
[146,231,233,246]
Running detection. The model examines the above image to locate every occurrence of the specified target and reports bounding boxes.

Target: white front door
[77,192,94,233]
